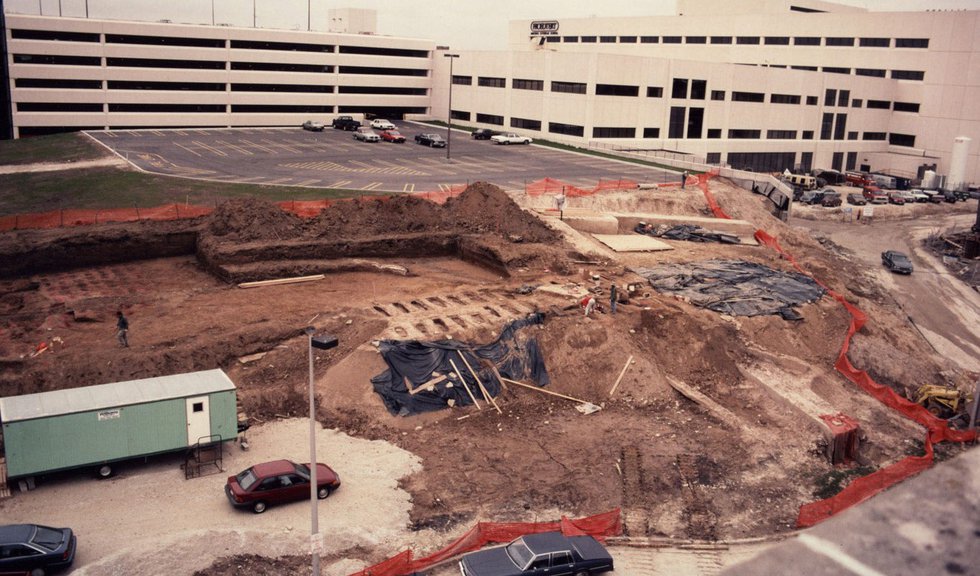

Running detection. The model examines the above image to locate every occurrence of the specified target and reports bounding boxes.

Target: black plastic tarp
[370,313,550,416]
[633,259,825,318]
[635,223,741,244]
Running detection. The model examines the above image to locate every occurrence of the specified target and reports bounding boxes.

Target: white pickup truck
[490,132,533,145]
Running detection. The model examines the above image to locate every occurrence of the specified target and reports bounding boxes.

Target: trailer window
[192,402,204,412]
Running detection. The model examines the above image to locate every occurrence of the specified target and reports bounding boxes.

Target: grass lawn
[0,133,111,165]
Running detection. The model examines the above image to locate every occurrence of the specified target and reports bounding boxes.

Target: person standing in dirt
[116,310,129,348]
[609,284,618,315]
[681,170,689,189]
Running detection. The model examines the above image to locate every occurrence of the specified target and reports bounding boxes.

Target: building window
[640,36,658,43]
[846,151,858,171]
[687,108,704,139]
[112,34,226,48]
[111,80,226,91]
[452,75,472,85]
[706,152,722,164]
[478,77,506,88]
[12,29,100,42]
[340,45,427,58]
[690,80,707,100]
[834,113,847,140]
[338,86,425,95]
[513,79,544,91]
[891,70,925,81]
[770,94,801,105]
[17,102,104,112]
[862,132,887,141]
[450,110,471,121]
[859,37,890,47]
[728,152,796,172]
[593,127,636,138]
[767,130,797,139]
[476,113,504,125]
[856,68,886,78]
[731,91,765,103]
[546,37,560,43]
[765,37,790,45]
[802,130,814,140]
[707,129,722,139]
[852,99,862,108]
[867,100,891,109]
[672,78,688,99]
[582,36,597,43]
[893,102,920,113]
[837,90,850,107]
[233,39,336,52]
[620,36,637,43]
[825,37,855,46]
[16,78,103,89]
[600,36,617,43]
[647,86,664,98]
[792,65,818,71]
[710,36,732,44]
[846,131,858,140]
[736,36,760,45]
[820,113,833,139]
[596,84,639,96]
[548,122,584,137]
[339,66,427,76]
[824,89,836,106]
[711,90,725,101]
[728,129,761,139]
[668,107,685,139]
[552,81,587,94]
[822,67,851,75]
[794,37,821,46]
[889,133,916,147]
[113,103,228,112]
[511,117,541,131]
[563,36,578,43]
[643,127,661,138]
[14,54,101,66]
[686,36,707,44]
[895,38,929,48]
[806,96,818,105]
[663,36,682,44]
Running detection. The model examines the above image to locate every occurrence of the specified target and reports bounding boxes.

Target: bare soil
[0,180,970,575]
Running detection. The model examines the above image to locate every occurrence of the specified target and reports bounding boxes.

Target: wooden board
[591,234,673,252]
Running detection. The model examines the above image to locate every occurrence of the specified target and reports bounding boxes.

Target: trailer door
[186,396,211,445]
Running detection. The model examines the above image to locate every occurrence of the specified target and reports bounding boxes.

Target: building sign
[98,408,121,421]
[530,21,559,36]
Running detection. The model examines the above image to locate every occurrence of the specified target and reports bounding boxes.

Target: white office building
[2,0,978,186]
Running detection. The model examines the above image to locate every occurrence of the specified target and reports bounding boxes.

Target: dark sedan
[881,250,913,274]
[472,128,500,140]
[414,133,447,148]
[225,459,340,514]
[846,193,866,206]
[459,532,613,576]
[0,524,77,575]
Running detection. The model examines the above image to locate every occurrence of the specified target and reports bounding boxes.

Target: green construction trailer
[0,369,238,490]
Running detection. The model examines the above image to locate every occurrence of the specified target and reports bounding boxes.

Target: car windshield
[892,254,911,265]
[31,526,64,551]
[505,539,534,568]
[292,462,311,481]
[236,468,260,490]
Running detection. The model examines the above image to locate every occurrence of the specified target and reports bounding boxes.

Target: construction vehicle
[912,384,972,419]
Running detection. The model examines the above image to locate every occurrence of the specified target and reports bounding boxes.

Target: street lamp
[306,328,338,576]
[444,53,459,161]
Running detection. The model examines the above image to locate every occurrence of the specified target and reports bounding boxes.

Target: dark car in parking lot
[472,129,500,140]
[820,190,842,207]
[846,193,866,206]
[0,524,77,575]
[459,532,614,576]
[415,133,447,148]
[225,459,340,514]
[881,250,913,274]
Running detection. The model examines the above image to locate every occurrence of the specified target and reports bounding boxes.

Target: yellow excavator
[912,384,972,420]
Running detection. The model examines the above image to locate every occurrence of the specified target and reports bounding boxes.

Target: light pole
[306,328,338,576]
[444,53,459,161]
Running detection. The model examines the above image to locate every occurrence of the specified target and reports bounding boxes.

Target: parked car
[353,127,380,142]
[846,192,867,206]
[924,190,944,203]
[862,186,888,204]
[370,118,396,130]
[380,129,406,143]
[301,120,324,132]
[225,459,341,514]
[415,133,447,147]
[881,250,913,274]
[888,191,906,205]
[906,189,930,203]
[459,532,614,576]
[0,524,77,574]
[331,115,361,131]
[799,189,826,205]
[820,190,842,207]
[472,128,500,140]
[490,132,533,145]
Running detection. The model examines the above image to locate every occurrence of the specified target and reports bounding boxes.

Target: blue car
[459,532,613,576]
[0,524,77,575]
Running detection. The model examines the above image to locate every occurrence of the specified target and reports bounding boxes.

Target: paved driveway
[87,123,676,193]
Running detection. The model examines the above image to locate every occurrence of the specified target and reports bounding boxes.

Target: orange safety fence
[411,184,469,205]
[0,203,215,231]
[347,509,622,576]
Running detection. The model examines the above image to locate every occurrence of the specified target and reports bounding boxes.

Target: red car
[380,129,406,143]
[225,459,340,514]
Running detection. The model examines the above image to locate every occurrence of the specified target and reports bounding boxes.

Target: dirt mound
[309,194,445,238]
[205,196,305,241]
[445,182,560,242]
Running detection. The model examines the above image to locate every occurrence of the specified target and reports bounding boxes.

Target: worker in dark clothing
[116,310,129,347]
[610,284,618,314]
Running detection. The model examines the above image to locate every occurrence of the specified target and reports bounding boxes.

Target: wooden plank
[459,351,502,414]
[408,375,447,396]
[237,274,325,289]
[500,377,591,405]
[608,355,635,397]
[449,358,481,410]
[487,363,508,392]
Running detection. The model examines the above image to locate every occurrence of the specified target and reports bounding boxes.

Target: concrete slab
[592,234,673,252]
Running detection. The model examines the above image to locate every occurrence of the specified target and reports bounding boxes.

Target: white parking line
[361,182,383,190]
[239,140,277,154]
[174,142,203,158]
[190,140,227,157]
[327,180,353,188]
[216,140,254,155]
[403,183,415,193]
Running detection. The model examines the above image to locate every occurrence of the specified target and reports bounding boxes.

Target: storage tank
[922,170,937,189]
[948,136,971,191]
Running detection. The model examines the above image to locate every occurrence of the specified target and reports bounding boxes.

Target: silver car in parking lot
[353,127,381,142]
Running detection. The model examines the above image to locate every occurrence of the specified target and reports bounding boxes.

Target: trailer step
[0,457,11,499]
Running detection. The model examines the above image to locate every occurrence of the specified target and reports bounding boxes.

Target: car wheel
[253,501,267,514]
[574,571,589,576]
[98,464,113,479]
[318,486,331,499]
[30,568,45,576]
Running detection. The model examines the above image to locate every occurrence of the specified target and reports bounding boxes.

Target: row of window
[11,54,428,76]
[448,109,906,144]
[541,34,929,48]
[10,29,429,57]
[15,103,429,114]
[12,78,427,95]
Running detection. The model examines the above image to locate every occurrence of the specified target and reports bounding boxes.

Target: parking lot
[87,122,676,193]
